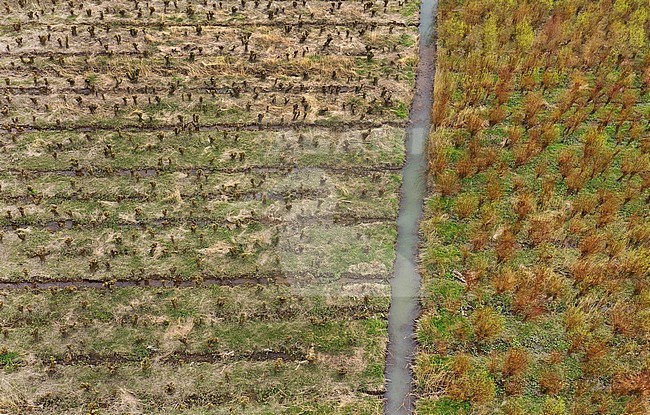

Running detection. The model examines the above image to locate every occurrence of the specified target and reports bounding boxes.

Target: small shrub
[471,307,505,343]
[453,194,480,219]
[470,227,490,251]
[539,367,565,395]
[502,398,526,415]
[437,171,461,196]
[571,193,598,217]
[557,148,576,178]
[505,125,524,148]
[485,174,504,201]
[448,364,497,406]
[455,156,476,179]
[565,169,588,194]
[489,105,507,126]
[492,267,518,294]
[468,370,497,405]
[502,348,530,378]
[513,283,545,320]
[528,215,554,246]
[578,232,606,257]
[451,353,472,377]
[541,397,567,415]
[513,192,536,220]
[496,227,517,262]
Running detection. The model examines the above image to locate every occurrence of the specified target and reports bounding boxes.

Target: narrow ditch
[1,214,394,233]
[0,163,402,179]
[384,0,437,414]
[24,350,307,367]
[0,20,416,30]
[0,120,406,134]
[0,271,389,290]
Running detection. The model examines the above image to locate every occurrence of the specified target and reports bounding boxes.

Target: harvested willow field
[418,0,649,414]
[0,0,423,413]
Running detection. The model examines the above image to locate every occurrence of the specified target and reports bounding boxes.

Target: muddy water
[384,0,437,414]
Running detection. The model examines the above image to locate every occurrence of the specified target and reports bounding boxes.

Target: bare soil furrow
[0,270,389,289]
[0,214,396,232]
[1,163,403,177]
[0,120,406,133]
